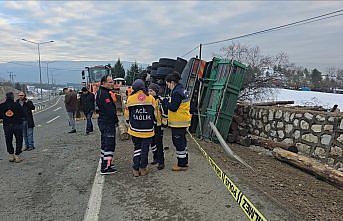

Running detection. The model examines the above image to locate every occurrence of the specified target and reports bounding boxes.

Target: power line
[202,9,343,46]
[181,45,200,58]
[278,12,343,32]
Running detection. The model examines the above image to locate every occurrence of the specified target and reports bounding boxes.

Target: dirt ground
[196,138,343,221]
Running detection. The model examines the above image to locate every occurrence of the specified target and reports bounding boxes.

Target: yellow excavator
[82,65,124,114]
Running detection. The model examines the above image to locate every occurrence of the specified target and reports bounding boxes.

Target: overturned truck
[144,56,248,141]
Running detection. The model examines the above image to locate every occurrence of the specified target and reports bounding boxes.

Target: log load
[253,100,294,106]
[273,148,343,189]
[118,116,130,141]
[250,136,298,153]
[118,123,130,140]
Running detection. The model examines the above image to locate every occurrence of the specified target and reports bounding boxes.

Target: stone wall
[236,104,343,170]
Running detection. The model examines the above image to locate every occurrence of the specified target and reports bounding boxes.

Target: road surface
[0,97,294,221]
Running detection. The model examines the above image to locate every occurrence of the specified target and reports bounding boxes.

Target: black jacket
[80,92,95,113]
[0,99,24,126]
[96,86,119,124]
[16,99,35,128]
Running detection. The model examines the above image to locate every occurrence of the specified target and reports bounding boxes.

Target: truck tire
[156,66,174,77]
[175,57,187,74]
[150,69,157,76]
[152,62,159,70]
[158,58,176,68]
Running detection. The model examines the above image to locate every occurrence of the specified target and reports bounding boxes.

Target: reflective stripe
[134,149,141,153]
[177,154,187,159]
[182,98,190,103]
[103,156,113,160]
[176,150,187,155]
[127,102,153,107]
[128,128,155,138]
[169,121,191,126]
[151,145,157,152]
[101,150,114,155]
[134,153,141,157]
[129,124,154,132]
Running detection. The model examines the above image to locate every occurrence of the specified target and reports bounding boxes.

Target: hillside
[0,60,148,84]
[0,85,20,102]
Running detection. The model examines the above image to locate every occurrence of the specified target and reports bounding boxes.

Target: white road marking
[34,96,62,115]
[0,96,62,126]
[83,160,104,221]
[46,116,60,124]
[53,107,62,112]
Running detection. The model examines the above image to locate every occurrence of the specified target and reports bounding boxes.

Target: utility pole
[8,71,16,83]
[51,74,54,85]
[45,61,55,100]
[22,38,54,100]
[46,62,50,100]
[38,43,42,99]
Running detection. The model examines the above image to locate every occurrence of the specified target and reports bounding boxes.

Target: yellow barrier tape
[188,131,268,221]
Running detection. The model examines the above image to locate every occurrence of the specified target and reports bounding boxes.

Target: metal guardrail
[32,96,60,113]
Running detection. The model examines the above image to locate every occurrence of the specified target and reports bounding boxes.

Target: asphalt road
[0,97,99,221]
[0,97,292,221]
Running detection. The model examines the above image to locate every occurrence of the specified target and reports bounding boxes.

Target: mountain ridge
[0,60,148,84]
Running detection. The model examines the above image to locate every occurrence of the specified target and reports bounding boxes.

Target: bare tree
[216,43,289,102]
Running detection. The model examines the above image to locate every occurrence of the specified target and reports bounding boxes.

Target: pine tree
[125,62,140,85]
[14,82,21,91]
[113,58,125,78]
[311,69,322,89]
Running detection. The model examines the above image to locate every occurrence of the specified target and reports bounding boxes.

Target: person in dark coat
[96,75,119,175]
[0,92,25,163]
[16,91,35,151]
[63,88,78,133]
[80,87,95,134]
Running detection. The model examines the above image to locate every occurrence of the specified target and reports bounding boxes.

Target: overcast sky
[0,1,342,69]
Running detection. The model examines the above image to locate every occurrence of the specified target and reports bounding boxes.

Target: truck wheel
[158,58,176,68]
[156,66,174,77]
[152,62,159,70]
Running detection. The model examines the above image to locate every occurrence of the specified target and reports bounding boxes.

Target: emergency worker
[164,72,191,171]
[148,83,166,170]
[96,75,119,175]
[125,79,157,177]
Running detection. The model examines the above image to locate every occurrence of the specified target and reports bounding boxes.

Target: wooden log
[118,123,130,140]
[273,148,343,189]
[227,133,237,143]
[234,115,243,124]
[253,101,294,106]
[239,128,248,137]
[330,104,340,112]
[250,136,298,153]
[230,121,239,131]
[238,136,251,147]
